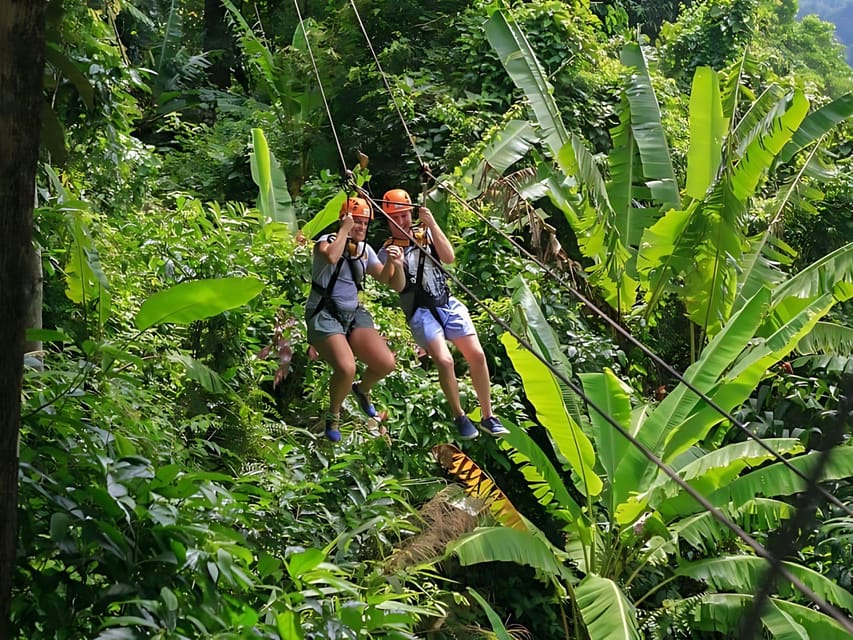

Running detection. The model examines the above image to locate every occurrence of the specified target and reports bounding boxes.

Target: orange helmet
[381,189,414,216]
[340,197,373,220]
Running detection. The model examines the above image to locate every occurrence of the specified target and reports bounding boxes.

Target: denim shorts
[306,305,374,343]
[409,297,475,348]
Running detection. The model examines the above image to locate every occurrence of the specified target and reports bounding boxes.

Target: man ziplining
[377,188,508,441]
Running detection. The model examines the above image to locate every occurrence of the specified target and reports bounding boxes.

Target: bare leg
[348,327,395,393]
[452,333,493,418]
[312,333,356,414]
[423,336,464,417]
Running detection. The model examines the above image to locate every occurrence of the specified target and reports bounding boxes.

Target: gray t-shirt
[307,234,380,313]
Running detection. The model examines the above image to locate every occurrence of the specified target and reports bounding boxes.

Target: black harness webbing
[310,244,364,336]
[385,229,449,327]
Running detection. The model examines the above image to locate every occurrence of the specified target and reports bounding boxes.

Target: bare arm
[317,215,354,264]
[369,245,406,291]
[419,207,454,264]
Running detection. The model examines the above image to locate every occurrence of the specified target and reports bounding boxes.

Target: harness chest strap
[310,244,364,334]
[383,229,449,323]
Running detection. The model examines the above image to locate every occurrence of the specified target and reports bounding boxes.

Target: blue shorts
[409,297,475,348]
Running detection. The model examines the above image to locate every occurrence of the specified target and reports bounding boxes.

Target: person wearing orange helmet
[377,188,508,440]
[306,196,405,442]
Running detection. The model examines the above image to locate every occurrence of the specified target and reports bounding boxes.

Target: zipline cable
[336,4,853,629]
[292,0,348,176]
[347,0,424,169]
[427,166,853,520]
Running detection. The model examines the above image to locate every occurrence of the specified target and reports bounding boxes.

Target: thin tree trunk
[0,2,48,637]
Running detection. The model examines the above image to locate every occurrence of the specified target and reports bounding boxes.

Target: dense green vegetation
[7,0,853,638]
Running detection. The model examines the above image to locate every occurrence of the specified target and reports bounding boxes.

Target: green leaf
[620,43,680,210]
[501,332,602,496]
[65,204,111,326]
[579,370,633,505]
[169,354,232,395]
[300,191,347,240]
[500,428,585,523]
[686,66,725,200]
[576,575,641,640]
[250,128,296,231]
[677,556,853,613]
[485,11,567,159]
[275,611,305,640]
[778,93,853,164]
[730,90,810,201]
[689,593,853,638]
[451,527,575,583]
[135,277,264,330]
[25,328,71,343]
[467,588,514,640]
[286,548,325,580]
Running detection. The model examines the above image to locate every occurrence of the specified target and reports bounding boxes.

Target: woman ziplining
[304,196,405,441]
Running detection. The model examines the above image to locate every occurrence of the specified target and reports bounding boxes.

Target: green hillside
[799,0,853,64]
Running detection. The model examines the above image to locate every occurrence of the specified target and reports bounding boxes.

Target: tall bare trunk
[0,2,48,637]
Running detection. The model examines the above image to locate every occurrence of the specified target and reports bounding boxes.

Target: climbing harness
[308,238,366,336]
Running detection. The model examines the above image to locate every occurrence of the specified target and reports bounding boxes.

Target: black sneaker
[480,416,509,438]
[454,414,479,440]
[324,415,341,442]
[351,383,378,418]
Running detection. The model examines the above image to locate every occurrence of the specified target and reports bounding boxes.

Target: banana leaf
[778,93,853,164]
[642,439,803,506]
[615,288,771,519]
[689,594,853,639]
[250,128,297,231]
[671,498,795,553]
[575,575,641,640]
[677,556,853,612]
[500,333,602,496]
[620,43,680,211]
[450,527,575,583]
[135,277,265,330]
[730,89,810,201]
[685,66,725,201]
[485,11,568,160]
[499,428,585,524]
[579,370,634,507]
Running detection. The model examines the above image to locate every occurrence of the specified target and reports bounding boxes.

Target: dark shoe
[351,383,378,418]
[454,414,479,440]
[325,415,341,442]
[480,415,509,438]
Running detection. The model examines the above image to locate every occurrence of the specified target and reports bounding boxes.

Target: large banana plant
[484,9,853,346]
[437,276,853,638]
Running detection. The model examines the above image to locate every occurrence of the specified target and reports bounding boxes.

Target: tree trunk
[0,2,48,637]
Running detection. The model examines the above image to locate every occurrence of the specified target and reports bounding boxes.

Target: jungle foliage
[8,0,853,638]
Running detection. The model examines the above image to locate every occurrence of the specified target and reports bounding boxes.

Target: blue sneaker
[351,383,378,418]
[480,416,509,438]
[324,415,341,442]
[454,414,479,440]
